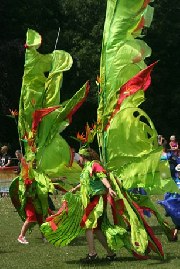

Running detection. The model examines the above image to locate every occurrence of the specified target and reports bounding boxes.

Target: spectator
[175,150,180,165]
[160,146,171,161]
[0,145,12,167]
[158,135,167,148]
[158,135,163,146]
[169,135,178,156]
[168,153,177,178]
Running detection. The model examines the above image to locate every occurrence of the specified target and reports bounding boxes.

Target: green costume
[9,29,87,222]
[41,160,172,258]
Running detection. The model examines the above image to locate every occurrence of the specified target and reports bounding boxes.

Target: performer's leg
[94,229,115,256]
[85,229,97,255]
[17,220,33,244]
[19,219,32,237]
[17,199,36,244]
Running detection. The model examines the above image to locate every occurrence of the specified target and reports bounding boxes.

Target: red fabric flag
[105,61,158,130]
[32,106,60,132]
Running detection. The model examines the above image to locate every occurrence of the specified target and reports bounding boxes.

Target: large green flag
[10,29,89,219]
[97,0,178,194]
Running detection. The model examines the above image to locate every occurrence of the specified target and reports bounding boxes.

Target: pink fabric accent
[92,162,106,174]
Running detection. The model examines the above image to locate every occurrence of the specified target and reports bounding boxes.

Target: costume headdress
[76,123,96,157]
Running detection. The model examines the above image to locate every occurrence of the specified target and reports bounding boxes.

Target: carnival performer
[41,146,172,263]
[17,180,44,244]
[70,147,117,261]
[9,157,54,244]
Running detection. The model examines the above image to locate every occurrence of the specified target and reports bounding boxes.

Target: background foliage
[0,0,180,154]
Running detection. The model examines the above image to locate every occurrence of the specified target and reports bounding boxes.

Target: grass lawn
[0,195,179,269]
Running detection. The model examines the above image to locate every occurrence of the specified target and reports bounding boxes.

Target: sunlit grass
[0,195,179,269]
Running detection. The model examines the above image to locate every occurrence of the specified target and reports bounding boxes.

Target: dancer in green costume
[41,146,172,261]
[9,28,89,244]
[71,147,117,261]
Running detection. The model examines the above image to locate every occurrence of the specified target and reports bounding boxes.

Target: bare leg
[19,220,32,237]
[85,229,96,255]
[94,229,114,256]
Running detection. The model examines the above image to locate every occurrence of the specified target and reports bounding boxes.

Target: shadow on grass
[69,236,87,247]
[65,253,180,266]
[65,256,145,266]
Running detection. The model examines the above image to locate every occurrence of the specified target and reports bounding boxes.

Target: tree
[0,0,179,151]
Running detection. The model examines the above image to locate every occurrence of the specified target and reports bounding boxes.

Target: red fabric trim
[67,81,90,124]
[32,106,60,132]
[107,195,118,224]
[24,178,33,185]
[105,61,158,130]
[132,250,150,260]
[46,200,68,222]
[80,196,100,227]
[133,17,145,32]
[25,198,43,224]
[50,221,58,231]
[107,196,125,225]
[116,199,125,216]
[131,200,164,258]
[47,201,68,231]
[142,0,151,8]
[147,240,158,253]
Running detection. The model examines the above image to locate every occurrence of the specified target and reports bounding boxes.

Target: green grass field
[0,195,179,269]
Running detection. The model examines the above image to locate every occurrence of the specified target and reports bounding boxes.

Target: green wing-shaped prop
[97,0,178,194]
[10,29,88,219]
[19,29,88,177]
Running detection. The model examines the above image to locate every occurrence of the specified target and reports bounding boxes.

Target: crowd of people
[159,135,180,187]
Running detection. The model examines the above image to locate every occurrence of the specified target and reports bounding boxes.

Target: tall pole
[54,27,61,50]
